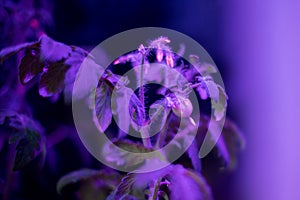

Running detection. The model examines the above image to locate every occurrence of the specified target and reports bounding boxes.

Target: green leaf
[102,139,154,169]
[203,77,219,102]
[93,82,112,132]
[8,130,25,144]
[63,46,90,102]
[113,140,154,153]
[195,75,227,121]
[179,169,213,200]
[57,169,120,193]
[199,63,218,74]
[197,116,245,170]
[39,59,70,97]
[197,76,228,121]
[108,174,136,200]
[111,85,146,133]
[189,55,217,75]
[155,165,213,200]
[71,55,104,100]
[110,164,213,200]
[211,86,228,121]
[5,114,44,171]
[111,85,133,137]
[0,41,39,64]
[40,35,72,62]
[18,42,43,84]
[39,36,96,99]
[217,118,245,170]
[13,133,40,171]
[1,36,104,101]
[57,169,121,200]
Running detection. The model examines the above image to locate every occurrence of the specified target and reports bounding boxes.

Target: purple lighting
[222,0,300,199]
[1,0,298,199]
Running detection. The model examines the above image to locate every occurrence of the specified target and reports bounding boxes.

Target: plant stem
[139,56,152,148]
[140,58,145,110]
[152,177,162,200]
[155,112,171,148]
[141,127,152,148]
[46,126,72,148]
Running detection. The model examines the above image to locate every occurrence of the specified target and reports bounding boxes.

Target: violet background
[223,1,300,199]
[1,0,300,199]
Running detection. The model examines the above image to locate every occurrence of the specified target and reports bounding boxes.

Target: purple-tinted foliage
[1,113,45,171]
[57,168,121,198]
[110,164,213,200]
[103,139,154,170]
[0,35,95,100]
[94,82,112,132]
[0,31,243,200]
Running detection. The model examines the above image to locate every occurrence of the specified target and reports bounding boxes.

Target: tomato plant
[0,1,244,200]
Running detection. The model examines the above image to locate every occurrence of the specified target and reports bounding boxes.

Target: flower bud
[156,49,164,62]
[166,53,174,67]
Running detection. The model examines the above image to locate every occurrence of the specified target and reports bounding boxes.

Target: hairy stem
[139,56,152,148]
[139,58,145,110]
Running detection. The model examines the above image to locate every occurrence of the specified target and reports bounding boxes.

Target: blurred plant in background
[0,0,244,199]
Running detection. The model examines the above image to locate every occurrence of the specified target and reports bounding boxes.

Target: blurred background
[1,0,300,199]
